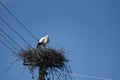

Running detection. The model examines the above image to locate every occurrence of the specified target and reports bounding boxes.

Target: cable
[0,29,23,50]
[0,40,16,54]
[0,32,17,50]
[0,1,38,41]
[63,72,111,80]
[0,16,31,47]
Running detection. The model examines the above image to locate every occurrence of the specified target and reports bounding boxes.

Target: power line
[63,72,111,80]
[0,32,17,50]
[0,29,23,50]
[0,16,31,47]
[0,40,16,54]
[0,1,38,41]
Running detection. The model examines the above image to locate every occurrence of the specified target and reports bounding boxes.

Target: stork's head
[46,35,49,38]
[45,35,49,44]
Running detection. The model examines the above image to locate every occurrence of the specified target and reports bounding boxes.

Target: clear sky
[0,0,120,80]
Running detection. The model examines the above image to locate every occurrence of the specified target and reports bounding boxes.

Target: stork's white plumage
[37,35,49,48]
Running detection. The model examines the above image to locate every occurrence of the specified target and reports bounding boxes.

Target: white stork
[37,35,49,48]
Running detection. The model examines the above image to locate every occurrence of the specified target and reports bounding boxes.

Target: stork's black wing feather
[37,42,42,48]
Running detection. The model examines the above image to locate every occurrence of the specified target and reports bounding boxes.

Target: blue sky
[0,0,120,80]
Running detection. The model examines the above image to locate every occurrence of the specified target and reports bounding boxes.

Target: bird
[37,35,49,48]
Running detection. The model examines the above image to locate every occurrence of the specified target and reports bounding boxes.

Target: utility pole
[38,67,46,80]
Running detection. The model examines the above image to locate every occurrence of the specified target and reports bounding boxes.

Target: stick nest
[18,48,68,68]
[17,47,72,80]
